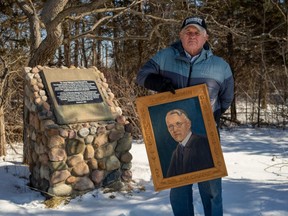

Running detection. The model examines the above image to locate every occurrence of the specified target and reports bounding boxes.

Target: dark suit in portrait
[167,133,214,177]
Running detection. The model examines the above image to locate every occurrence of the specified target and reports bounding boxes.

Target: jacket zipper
[186,63,193,87]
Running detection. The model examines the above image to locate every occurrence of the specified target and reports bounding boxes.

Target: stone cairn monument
[23,66,133,197]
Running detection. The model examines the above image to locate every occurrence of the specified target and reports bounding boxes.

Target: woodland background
[0,0,287,157]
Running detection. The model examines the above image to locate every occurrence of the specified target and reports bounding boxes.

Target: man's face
[179,25,208,56]
[166,113,191,142]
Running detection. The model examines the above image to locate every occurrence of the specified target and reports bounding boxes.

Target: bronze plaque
[41,68,117,124]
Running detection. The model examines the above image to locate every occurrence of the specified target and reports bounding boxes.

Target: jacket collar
[171,40,213,63]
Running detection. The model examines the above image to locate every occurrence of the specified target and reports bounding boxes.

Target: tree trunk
[74,21,80,67]
[0,107,6,156]
[63,22,71,67]
[226,32,237,121]
[22,104,30,164]
[29,24,63,67]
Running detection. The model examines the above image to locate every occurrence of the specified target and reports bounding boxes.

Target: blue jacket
[136,40,234,124]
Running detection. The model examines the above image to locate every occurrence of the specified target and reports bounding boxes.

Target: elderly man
[136,16,234,216]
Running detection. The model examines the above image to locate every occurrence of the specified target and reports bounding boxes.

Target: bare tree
[0,57,8,156]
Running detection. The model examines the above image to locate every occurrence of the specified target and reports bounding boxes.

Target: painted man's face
[166,113,191,142]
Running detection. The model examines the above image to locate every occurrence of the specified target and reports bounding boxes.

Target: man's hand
[144,73,176,94]
[160,78,176,94]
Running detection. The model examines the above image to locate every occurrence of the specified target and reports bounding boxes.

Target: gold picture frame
[136,84,227,191]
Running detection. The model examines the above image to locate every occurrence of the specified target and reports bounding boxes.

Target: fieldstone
[97,126,106,134]
[100,87,108,98]
[95,144,114,159]
[32,151,38,163]
[115,133,132,152]
[39,90,46,96]
[45,128,59,137]
[37,82,44,89]
[31,130,37,141]
[105,82,111,90]
[59,128,69,138]
[106,99,114,107]
[67,154,83,167]
[108,129,124,142]
[30,78,37,86]
[101,82,109,89]
[66,138,85,156]
[115,122,125,131]
[116,107,123,116]
[74,177,94,191]
[30,103,37,112]
[106,155,121,171]
[85,135,94,144]
[41,95,48,102]
[91,169,105,185]
[93,133,108,147]
[29,113,40,130]
[37,65,44,70]
[50,170,71,185]
[103,169,121,186]
[39,179,50,192]
[40,165,50,180]
[68,130,76,138]
[36,72,41,79]
[46,110,53,118]
[32,164,40,179]
[41,119,57,131]
[121,170,132,182]
[48,184,72,196]
[72,161,89,176]
[78,128,90,138]
[84,144,94,160]
[34,91,40,98]
[33,73,40,79]
[49,147,67,162]
[107,92,114,100]
[47,135,65,149]
[121,162,132,170]
[66,176,77,184]
[23,67,32,74]
[34,93,42,101]
[82,122,90,127]
[106,123,115,130]
[106,181,124,191]
[109,140,118,149]
[49,161,68,171]
[38,153,49,165]
[120,152,133,163]
[31,67,40,73]
[124,123,133,133]
[38,110,49,120]
[87,158,98,170]
[42,101,50,111]
[89,126,97,135]
[35,142,46,155]
[89,122,98,127]
[116,115,126,125]
[41,135,48,146]
[98,160,106,170]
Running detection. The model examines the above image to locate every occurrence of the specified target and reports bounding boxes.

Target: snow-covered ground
[0,127,287,216]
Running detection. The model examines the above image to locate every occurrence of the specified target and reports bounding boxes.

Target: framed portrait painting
[136,84,227,191]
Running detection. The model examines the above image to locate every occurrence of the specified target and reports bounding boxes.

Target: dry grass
[44,196,71,208]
